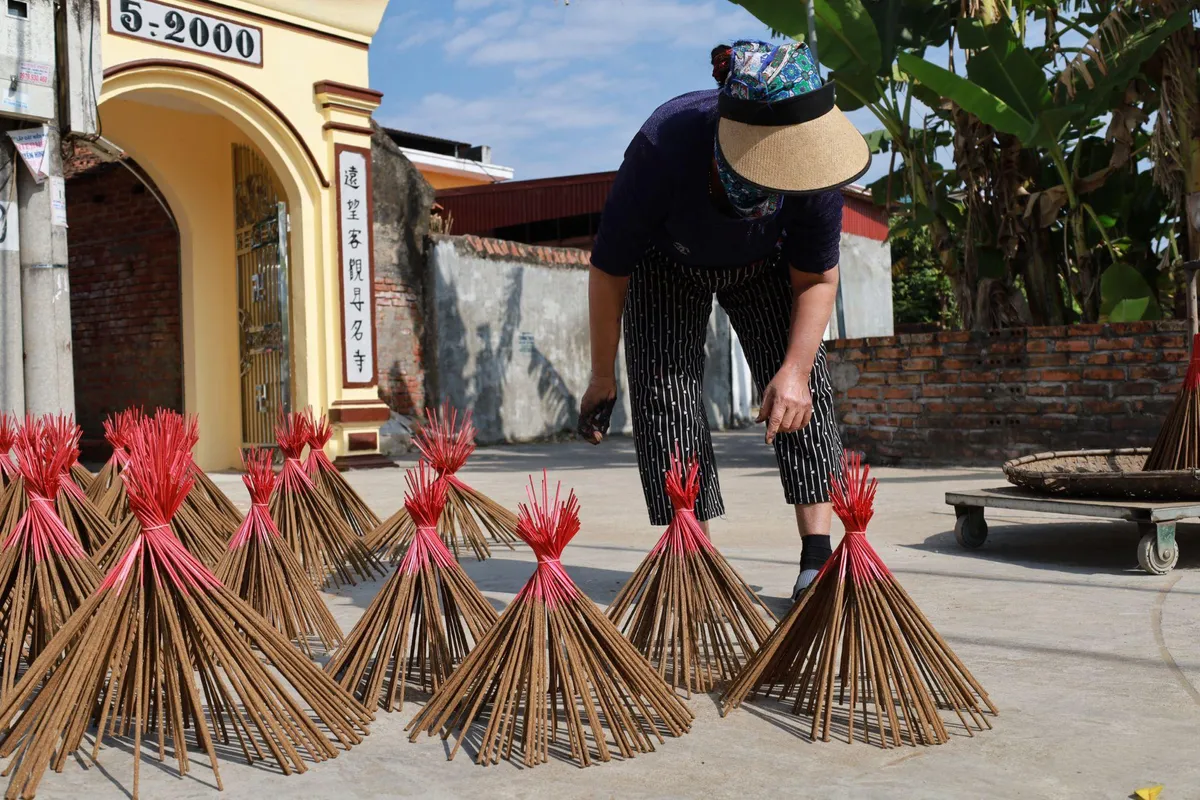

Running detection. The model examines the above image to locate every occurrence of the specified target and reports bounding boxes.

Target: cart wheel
[955,513,988,549]
[1137,530,1179,575]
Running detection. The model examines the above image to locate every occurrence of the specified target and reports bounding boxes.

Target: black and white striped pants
[624,247,842,526]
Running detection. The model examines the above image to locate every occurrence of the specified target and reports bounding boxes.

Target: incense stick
[722,451,996,747]
[608,454,776,695]
[409,473,692,767]
[215,448,344,655]
[328,461,497,710]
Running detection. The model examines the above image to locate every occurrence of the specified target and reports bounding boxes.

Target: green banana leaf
[896,52,1035,139]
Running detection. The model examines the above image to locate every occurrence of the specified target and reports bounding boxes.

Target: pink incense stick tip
[275,410,310,459]
[0,412,16,455]
[12,416,73,499]
[103,407,144,452]
[664,451,702,511]
[241,448,277,506]
[830,450,877,534]
[414,402,476,476]
[303,407,334,448]
[124,413,196,530]
[517,471,581,560]
[404,460,448,528]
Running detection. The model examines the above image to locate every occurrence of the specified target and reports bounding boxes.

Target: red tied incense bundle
[367,403,517,562]
[269,410,382,587]
[215,448,344,655]
[2,415,115,557]
[0,414,17,528]
[174,412,243,540]
[607,454,776,695]
[327,461,497,711]
[303,408,381,536]
[722,451,996,747]
[61,417,92,492]
[0,413,373,800]
[0,413,16,490]
[93,411,228,569]
[1144,333,1200,470]
[409,473,692,768]
[87,408,142,512]
[0,418,101,696]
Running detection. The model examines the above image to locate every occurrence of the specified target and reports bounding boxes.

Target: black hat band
[718,82,836,127]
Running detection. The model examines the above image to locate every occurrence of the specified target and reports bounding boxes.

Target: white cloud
[379,10,451,50]
[374,0,770,179]
[445,0,755,65]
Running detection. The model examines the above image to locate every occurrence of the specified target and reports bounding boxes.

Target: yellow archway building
[95,0,392,470]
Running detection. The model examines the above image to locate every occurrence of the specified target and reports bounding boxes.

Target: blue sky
[370,0,887,185]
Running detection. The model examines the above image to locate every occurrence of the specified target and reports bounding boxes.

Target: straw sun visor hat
[717,40,870,194]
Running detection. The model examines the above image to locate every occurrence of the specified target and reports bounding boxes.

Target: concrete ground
[31,431,1200,798]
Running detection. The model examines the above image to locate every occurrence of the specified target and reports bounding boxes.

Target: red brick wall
[375,273,424,414]
[66,162,183,454]
[825,321,1189,465]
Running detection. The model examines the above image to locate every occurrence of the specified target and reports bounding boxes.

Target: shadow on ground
[908,519,1200,588]
[328,555,640,612]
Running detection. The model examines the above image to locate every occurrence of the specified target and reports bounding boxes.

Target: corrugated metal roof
[437,171,889,242]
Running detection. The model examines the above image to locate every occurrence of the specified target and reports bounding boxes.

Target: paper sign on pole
[49,177,67,228]
[8,126,50,183]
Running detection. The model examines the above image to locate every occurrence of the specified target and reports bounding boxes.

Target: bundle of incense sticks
[364,496,415,564]
[93,412,231,569]
[0,415,19,530]
[270,411,383,587]
[1145,333,1200,470]
[0,418,101,696]
[177,416,242,541]
[2,416,115,557]
[0,414,16,492]
[189,455,245,532]
[86,408,142,511]
[409,474,692,767]
[304,409,381,537]
[215,448,344,655]
[65,420,92,492]
[367,404,517,562]
[722,451,996,747]
[0,413,373,799]
[327,461,497,711]
[607,455,775,695]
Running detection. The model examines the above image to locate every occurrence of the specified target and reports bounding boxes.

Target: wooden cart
[945,486,1191,575]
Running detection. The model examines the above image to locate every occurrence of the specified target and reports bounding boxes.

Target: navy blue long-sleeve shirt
[591,90,844,277]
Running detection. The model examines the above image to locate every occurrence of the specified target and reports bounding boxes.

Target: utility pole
[17,121,73,416]
[1,0,98,418]
[0,140,23,416]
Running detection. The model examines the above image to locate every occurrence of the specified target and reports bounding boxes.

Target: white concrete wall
[426,236,733,444]
[838,232,893,339]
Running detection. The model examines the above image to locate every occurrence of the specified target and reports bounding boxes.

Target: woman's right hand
[577,377,618,445]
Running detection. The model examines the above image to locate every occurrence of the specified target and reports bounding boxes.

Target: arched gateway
[70,0,391,470]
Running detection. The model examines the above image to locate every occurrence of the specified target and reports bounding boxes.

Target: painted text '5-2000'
[110,0,264,67]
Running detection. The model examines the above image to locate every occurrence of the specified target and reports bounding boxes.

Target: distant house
[383,129,514,190]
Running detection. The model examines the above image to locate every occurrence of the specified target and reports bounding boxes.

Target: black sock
[800,535,832,572]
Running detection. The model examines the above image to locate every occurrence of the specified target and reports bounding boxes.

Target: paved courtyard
[32,431,1200,798]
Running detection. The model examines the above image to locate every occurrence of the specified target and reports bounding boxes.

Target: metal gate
[234,144,291,447]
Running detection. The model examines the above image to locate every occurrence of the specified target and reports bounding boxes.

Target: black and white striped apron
[624,246,842,526]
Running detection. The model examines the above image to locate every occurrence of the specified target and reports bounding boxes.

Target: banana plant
[730,0,974,323]
[897,11,1190,321]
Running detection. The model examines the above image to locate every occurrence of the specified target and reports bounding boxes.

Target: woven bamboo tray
[1003,448,1200,501]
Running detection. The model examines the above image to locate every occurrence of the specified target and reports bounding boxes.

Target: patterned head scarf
[714,40,824,218]
[714,140,781,219]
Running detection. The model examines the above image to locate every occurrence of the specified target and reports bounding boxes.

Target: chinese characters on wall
[337,148,375,386]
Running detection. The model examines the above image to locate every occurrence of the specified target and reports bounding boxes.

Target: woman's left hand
[756,364,813,445]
